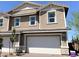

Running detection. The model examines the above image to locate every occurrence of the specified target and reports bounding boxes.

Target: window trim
[29,16,36,26]
[0,18,3,27]
[14,17,20,27]
[47,10,57,24]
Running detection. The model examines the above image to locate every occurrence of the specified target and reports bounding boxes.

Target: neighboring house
[0,1,69,55]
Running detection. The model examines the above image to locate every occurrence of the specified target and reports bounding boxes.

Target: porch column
[14,34,20,51]
[24,34,28,53]
[18,34,20,48]
[61,32,69,55]
[19,34,25,52]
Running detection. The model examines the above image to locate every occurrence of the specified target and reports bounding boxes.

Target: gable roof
[40,2,68,17]
[8,1,43,13]
[8,1,69,17]
[48,2,68,8]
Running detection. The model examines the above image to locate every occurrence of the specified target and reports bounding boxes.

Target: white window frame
[0,18,3,27]
[14,17,20,27]
[47,10,57,24]
[29,16,36,26]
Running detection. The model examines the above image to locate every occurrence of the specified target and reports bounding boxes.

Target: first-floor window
[0,19,3,27]
[29,16,36,26]
[14,17,20,27]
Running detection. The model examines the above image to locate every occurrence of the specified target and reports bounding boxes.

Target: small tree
[68,12,79,33]
[68,12,79,41]
[10,28,16,48]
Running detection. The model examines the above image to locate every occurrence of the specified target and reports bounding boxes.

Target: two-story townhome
[0,2,69,55]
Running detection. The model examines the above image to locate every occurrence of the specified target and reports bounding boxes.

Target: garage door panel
[27,36,61,54]
[28,36,60,48]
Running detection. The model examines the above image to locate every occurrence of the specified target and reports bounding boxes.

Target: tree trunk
[12,42,13,48]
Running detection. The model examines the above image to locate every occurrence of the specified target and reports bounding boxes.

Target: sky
[0,1,78,42]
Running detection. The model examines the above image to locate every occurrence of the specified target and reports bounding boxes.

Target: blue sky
[0,1,78,42]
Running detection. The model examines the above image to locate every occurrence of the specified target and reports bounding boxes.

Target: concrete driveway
[21,53,69,57]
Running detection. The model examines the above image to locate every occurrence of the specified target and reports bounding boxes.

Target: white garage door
[27,36,61,54]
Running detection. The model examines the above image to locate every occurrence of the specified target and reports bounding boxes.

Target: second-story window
[0,19,3,27]
[14,17,20,27]
[48,11,56,23]
[29,16,36,26]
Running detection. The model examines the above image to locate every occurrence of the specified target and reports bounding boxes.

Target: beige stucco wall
[61,32,69,55]
[10,6,66,31]
[39,8,66,29]
[61,32,68,47]
[0,16,9,32]
[11,14,39,31]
